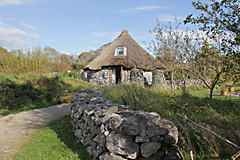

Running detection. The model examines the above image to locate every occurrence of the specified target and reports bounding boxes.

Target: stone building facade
[83,30,165,87]
[85,67,166,87]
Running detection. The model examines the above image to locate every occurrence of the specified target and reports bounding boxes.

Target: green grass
[100,83,240,160]
[12,116,93,160]
[9,81,240,159]
[0,73,94,116]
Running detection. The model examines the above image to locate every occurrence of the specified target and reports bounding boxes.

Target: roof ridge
[120,30,129,36]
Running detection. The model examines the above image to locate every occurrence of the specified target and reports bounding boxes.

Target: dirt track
[0,103,72,160]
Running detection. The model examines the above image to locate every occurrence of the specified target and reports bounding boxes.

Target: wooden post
[121,66,123,83]
[110,68,112,85]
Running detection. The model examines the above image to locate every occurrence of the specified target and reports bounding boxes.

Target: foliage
[148,16,238,98]
[0,47,51,74]
[63,70,80,78]
[184,0,239,44]
[184,0,240,84]
[101,83,240,159]
[0,46,85,74]
[12,115,93,160]
[0,74,94,116]
[78,42,111,64]
[148,18,183,90]
[186,41,234,99]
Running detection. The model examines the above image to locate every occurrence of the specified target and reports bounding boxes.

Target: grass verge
[0,73,94,116]
[12,115,93,160]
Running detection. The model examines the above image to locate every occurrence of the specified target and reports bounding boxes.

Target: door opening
[115,66,121,83]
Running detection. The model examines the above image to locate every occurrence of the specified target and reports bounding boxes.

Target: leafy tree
[148,18,234,99]
[184,0,240,83]
[185,42,232,99]
[43,46,61,62]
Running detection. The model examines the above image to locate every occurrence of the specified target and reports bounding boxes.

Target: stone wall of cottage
[71,88,184,160]
[152,69,166,87]
[85,68,210,89]
[87,68,110,86]
[130,68,144,85]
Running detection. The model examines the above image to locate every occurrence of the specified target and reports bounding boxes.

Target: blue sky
[0,0,201,55]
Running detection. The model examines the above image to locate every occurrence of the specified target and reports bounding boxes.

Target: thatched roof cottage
[84,30,165,86]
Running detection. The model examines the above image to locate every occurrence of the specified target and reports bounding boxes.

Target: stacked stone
[130,68,144,85]
[152,69,166,87]
[87,68,110,86]
[71,88,184,160]
[163,79,211,89]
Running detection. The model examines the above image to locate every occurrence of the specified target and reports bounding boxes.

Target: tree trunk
[171,72,174,91]
[209,88,213,99]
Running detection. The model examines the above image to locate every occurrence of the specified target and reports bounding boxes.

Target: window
[115,47,127,56]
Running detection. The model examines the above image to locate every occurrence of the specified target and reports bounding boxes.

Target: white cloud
[92,31,120,39]
[117,6,170,13]
[0,26,39,46]
[157,14,185,22]
[20,21,36,29]
[0,0,23,6]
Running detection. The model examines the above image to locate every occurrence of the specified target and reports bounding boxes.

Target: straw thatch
[84,30,165,71]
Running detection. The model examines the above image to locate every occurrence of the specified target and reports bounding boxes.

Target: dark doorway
[115,66,121,83]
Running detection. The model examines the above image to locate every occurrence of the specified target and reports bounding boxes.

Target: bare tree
[148,18,183,90]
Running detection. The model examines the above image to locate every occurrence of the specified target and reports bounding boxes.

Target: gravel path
[0,103,72,160]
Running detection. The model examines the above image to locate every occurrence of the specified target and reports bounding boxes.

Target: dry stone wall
[163,79,211,89]
[71,88,184,160]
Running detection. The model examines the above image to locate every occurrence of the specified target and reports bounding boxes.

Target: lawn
[12,116,93,160]
[10,82,240,159]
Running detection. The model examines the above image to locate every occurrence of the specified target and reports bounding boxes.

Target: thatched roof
[84,30,165,71]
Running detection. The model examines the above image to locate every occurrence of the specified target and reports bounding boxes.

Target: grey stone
[164,135,178,144]
[103,106,119,115]
[164,148,184,160]
[85,109,95,116]
[99,152,127,160]
[94,134,105,144]
[96,113,118,125]
[117,119,140,136]
[106,131,139,159]
[94,110,103,117]
[74,129,82,138]
[148,148,165,160]
[135,136,150,143]
[96,144,107,155]
[108,114,123,130]
[157,118,178,144]
[140,142,161,159]
[150,136,164,143]
[146,123,169,137]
